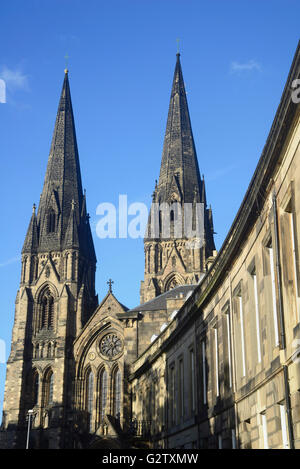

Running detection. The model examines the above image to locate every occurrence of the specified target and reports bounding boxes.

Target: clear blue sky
[0,0,299,418]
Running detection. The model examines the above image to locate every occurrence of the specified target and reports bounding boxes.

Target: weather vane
[176,38,180,54]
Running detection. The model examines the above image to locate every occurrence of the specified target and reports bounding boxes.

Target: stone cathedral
[0,53,215,449]
[1,43,300,450]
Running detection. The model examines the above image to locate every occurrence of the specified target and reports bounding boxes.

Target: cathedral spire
[37,70,84,251]
[157,53,202,204]
[140,54,216,304]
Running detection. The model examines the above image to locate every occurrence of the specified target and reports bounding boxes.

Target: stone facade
[0,42,300,449]
[130,42,300,449]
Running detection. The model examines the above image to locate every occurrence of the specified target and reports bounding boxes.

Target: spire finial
[107,278,114,293]
[64,53,69,74]
[32,203,36,214]
[176,38,180,57]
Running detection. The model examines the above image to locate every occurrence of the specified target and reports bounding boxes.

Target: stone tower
[1,70,97,449]
[140,54,215,303]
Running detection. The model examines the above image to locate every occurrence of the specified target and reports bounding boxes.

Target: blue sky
[0,0,299,418]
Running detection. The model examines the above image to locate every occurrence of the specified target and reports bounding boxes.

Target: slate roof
[128,284,198,313]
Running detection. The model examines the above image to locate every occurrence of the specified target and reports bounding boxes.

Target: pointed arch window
[38,287,55,331]
[99,368,108,423]
[44,369,54,406]
[147,246,151,273]
[47,296,54,328]
[48,373,54,405]
[113,368,121,420]
[86,370,94,431]
[47,210,56,233]
[159,246,163,270]
[22,256,28,283]
[32,371,39,407]
[155,245,163,272]
[30,255,38,282]
[165,274,180,292]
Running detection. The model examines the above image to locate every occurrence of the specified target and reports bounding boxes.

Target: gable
[74,292,128,360]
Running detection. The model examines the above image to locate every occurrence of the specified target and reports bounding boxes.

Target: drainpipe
[273,193,294,448]
[272,192,286,350]
[283,365,295,449]
[229,273,239,448]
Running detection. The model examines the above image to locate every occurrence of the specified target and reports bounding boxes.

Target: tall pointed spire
[20,68,97,312]
[37,70,84,251]
[2,69,98,447]
[157,53,202,204]
[140,54,216,304]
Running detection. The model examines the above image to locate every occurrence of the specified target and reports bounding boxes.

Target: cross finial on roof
[107,278,114,293]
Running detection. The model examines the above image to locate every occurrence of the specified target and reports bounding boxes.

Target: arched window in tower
[113,368,121,420]
[158,200,162,235]
[64,253,68,279]
[47,210,56,233]
[32,371,39,407]
[48,372,54,405]
[35,256,39,280]
[71,252,77,281]
[44,369,54,406]
[99,368,108,423]
[22,256,27,283]
[30,256,38,282]
[147,246,151,273]
[48,296,54,329]
[86,370,94,432]
[155,245,163,272]
[165,274,183,292]
[38,287,55,332]
[41,297,47,328]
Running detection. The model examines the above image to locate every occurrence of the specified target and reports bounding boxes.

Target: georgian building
[0,41,300,449]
